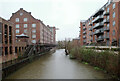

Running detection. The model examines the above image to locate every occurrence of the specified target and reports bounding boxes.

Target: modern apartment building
[0,17,16,63]
[80,0,120,46]
[9,8,56,45]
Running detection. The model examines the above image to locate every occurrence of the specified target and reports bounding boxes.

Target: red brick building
[0,17,16,63]
[80,0,120,47]
[9,8,56,45]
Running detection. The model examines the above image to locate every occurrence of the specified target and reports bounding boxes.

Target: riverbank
[68,47,120,79]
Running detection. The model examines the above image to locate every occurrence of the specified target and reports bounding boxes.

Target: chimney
[29,12,31,14]
[20,8,23,10]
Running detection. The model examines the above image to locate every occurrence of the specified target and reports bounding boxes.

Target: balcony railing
[104,27,110,31]
[83,36,86,39]
[104,35,109,39]
[103,19,110,24]
[83,27,86,30]
[83,31,86,34]
[103,11,109,16]
[97,36,104,41]
[93,22,104,29]
[89,27,92,31]
[83,40,86,43]
[92,15,104,23]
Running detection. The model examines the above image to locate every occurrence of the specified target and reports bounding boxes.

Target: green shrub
[69,47,119,78]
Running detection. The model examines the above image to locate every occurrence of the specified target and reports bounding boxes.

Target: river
[6,49,109,79]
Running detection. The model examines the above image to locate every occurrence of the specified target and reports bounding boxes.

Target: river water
[6,49,109,79]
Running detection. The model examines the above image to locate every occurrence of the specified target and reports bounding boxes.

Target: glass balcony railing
[103,19,110,23]
[103,11,109,16]
[93,22,104,29]
[92,15,104,23]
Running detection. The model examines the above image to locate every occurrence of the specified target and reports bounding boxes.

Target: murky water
[6,49,109,79]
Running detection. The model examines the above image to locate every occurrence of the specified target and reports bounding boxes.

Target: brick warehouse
[9,8,56,45]
[0,17,16,63]
[79,0,120,46]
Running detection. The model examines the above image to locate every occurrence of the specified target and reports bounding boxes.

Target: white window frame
[32,40,36,43]
[16,18,19,22]
[113,12,115,18]
[24,24,28,28]
[24,29,27,33]
[113,3,115,9]
[16,30,19,33]
[24,18,28,22]
[32,34,36,38]
[32,29,36,33]
[32,24,36,28]
[16,24,19,28]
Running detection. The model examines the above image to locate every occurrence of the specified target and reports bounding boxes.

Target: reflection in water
[6,49,108,79]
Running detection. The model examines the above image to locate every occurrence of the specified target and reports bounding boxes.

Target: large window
[24,29,27,33]
[15,18,19,22]
[32,29,36,33]
[113,21,115,27]
[16,30,19,33]
[32,34,36,38]
[24,24,27,28]
[32,24,36,28]
[107,24,109,27]
[113,12,115,18]
[20,13,23,16]
[107,7,109,12]
[113,3,115,9]
[16,24,19,28]
[107,16,109,20]
[32,40,36,43]
[24,18,28,22]
[113,30,115,36]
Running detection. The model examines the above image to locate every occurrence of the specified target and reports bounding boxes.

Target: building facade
[0,17,16,63]
[80,0,120,46]
[9,8,56,45]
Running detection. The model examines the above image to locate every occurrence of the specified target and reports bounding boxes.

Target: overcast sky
[0,0,108,41]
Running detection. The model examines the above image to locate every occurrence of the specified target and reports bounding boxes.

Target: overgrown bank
[68,47,120,79]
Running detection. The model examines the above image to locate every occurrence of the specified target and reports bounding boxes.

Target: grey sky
[0,0,108,41]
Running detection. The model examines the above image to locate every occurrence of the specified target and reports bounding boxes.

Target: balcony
[104,35,109,40]
[97,36,104,41]
[83,31,86,35]
[89,22,92,26]
[89,32,93,36]
[103,19,110,24]
[83,40,86,43]
[103,11,109,16]
[89,27,92,31]
[94,28,104,35]
[83,27,86,30]
[83,36,86,39]
[93,22,104,29]
[93,8,104,17]
[92,15,104,23]
[104,27,110,31]
[112,38,117,43]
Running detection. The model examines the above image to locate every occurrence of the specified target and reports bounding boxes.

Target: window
[16,24,19,28]
[32,29,36,33]
[113,12,115,18]
[107,8,109,12]
[16,18,19,22]
[24,24,27,28]
[107,24,109,27]
[24,29,27,33]
[32,34,36,38]
[20,13,23,16]
[113,3,115,9]
[32,24,36,28]
[16,30,19,33]
[24,18,28,22]
[107,16,109,20]
[32,40,36,43]
[113,30,115,36]
[113,21,115,26]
